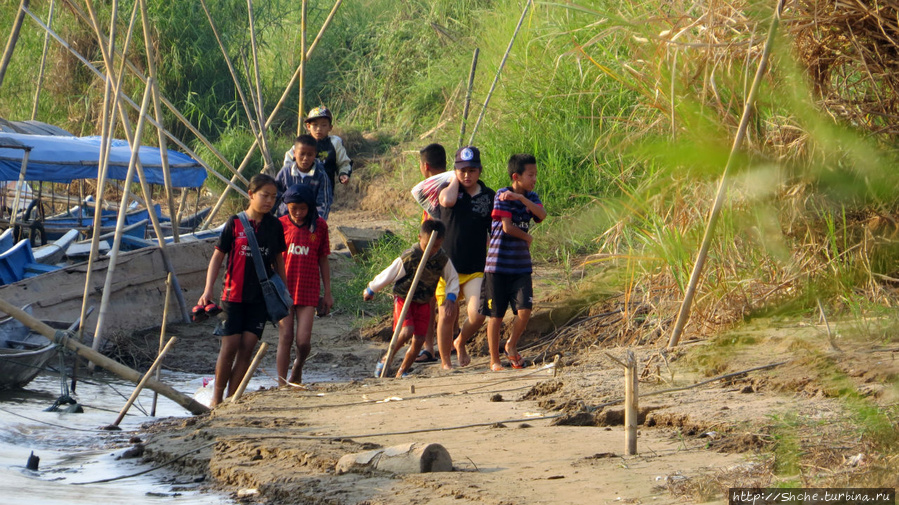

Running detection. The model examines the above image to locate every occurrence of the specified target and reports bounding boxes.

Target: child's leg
[213,333,241,407]
[227,332,260,397]
[454,277,486,367]
[398,334,426,377]
[419,296,437,358]
[276,307,297,386]
[288,306,316,384]
[486,316,503,369]
[436,302,455,370]
[504,308,531,358]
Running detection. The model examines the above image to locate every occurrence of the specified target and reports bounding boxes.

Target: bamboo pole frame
[667,0,785,350]
[379,231,438,378]
[246,0,275,174]
[297,0,307,137]
[150,272,173,417]
[200,0,344,230]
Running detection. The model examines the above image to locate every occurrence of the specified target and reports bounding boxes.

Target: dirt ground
[126,178,899,504]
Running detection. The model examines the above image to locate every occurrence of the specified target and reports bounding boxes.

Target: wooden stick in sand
[231,342,269,403]
[379,231,438,378]
[105,337,178,430]
[624,350,638,455]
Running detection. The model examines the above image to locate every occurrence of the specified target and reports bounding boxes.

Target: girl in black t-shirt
[198,174,287,407]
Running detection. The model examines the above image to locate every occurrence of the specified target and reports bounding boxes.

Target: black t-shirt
[437,180,495,274]
[217,213,286,303]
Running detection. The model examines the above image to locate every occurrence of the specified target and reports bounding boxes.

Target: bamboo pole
[458,47,479,149]
[0,0,29,90]
[199,0,269,176]
[468,0,531,145]
[380,231,438,378]
[624,350,638,455]
[200,0,344,229]
[30,0,55,120]
[20,5,250,198]
[107,336,177,429]
[230,342,269,403]
[667,0,785,350]
[150,272,173,417]
[8,149,31,231]
[93,80,154,356]
[58,0,247,186]
[297,0,307,137]
[247,0,275,174]
[0,298,208,414]
[138,0,178,243]
[82,0,123,361]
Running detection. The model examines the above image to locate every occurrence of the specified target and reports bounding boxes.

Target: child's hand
[363,288,374,301]
[339,175,350,184]
[197,291,213,307]
[442,299,456,321]
[499,190,523,202]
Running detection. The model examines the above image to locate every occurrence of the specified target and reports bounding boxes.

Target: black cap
[454,146,482,169]
[282,184,315,206]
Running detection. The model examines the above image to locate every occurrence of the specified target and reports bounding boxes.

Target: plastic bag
[410,171,455,217]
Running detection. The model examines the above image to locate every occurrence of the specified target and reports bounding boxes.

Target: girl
[277,184,333,385]
[198,174,287,406]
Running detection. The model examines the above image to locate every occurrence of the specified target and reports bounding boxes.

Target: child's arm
[332,136,352,184]
[363,257,405,300]
[500,217,533,245]
[274,253,287,281]
[499,191,547,221]
[319,253,333,310]
[440,259,459,320]
[437,174,461,208]
[199,249,226,306]
[315,171,331,220]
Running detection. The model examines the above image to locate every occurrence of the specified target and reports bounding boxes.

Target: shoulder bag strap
[238,212,269,282]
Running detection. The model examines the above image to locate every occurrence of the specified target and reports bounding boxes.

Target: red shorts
[392,296,431,336]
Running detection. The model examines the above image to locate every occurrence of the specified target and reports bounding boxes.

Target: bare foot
[453,337,470,367]
[441,364,453,371]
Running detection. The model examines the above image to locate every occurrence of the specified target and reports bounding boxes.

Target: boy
[481,154,547,371]
[414,143,447,364]
[275,134,332,219]
[434,146,495,369]
[363,220,459,378]
[283,106,352,199]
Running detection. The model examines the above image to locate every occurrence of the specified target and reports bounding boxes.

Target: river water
[0,366,324,505]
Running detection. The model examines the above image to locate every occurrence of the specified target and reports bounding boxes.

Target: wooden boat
[33,228,80,264]
[0,304,56,390]
[0,236,218,333]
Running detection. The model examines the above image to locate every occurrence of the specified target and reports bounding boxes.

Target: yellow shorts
[436,272,484,306]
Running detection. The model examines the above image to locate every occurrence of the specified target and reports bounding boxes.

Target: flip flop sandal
[374,360,385,378]
[505,352,525,369]
[191,304,208,323]
[204,302,223,317]
[414,350,438,363]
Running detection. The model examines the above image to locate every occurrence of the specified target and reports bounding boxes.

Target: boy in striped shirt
[480,154,547,371]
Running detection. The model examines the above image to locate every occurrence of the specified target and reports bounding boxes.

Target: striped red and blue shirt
[484,188,543,275]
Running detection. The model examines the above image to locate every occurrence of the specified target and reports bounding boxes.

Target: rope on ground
[0,406,124,433]
[72,441,218,485]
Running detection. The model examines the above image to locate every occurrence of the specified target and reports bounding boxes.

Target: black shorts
[214,300,268,339]
[479,272,533,318]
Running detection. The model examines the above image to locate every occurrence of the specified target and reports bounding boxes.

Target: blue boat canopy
[0,132,207,188]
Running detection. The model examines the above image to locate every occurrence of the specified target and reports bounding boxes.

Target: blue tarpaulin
[0,132,207,188]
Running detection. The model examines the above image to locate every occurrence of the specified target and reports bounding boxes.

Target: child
[198,174,287,406]
[363,220,459,378]
[275,134,332,219]
[435,146,495,369]
[414,143,447,364]
[480,154,547,371]
[277,184,333,386]
[282,106,352,199]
